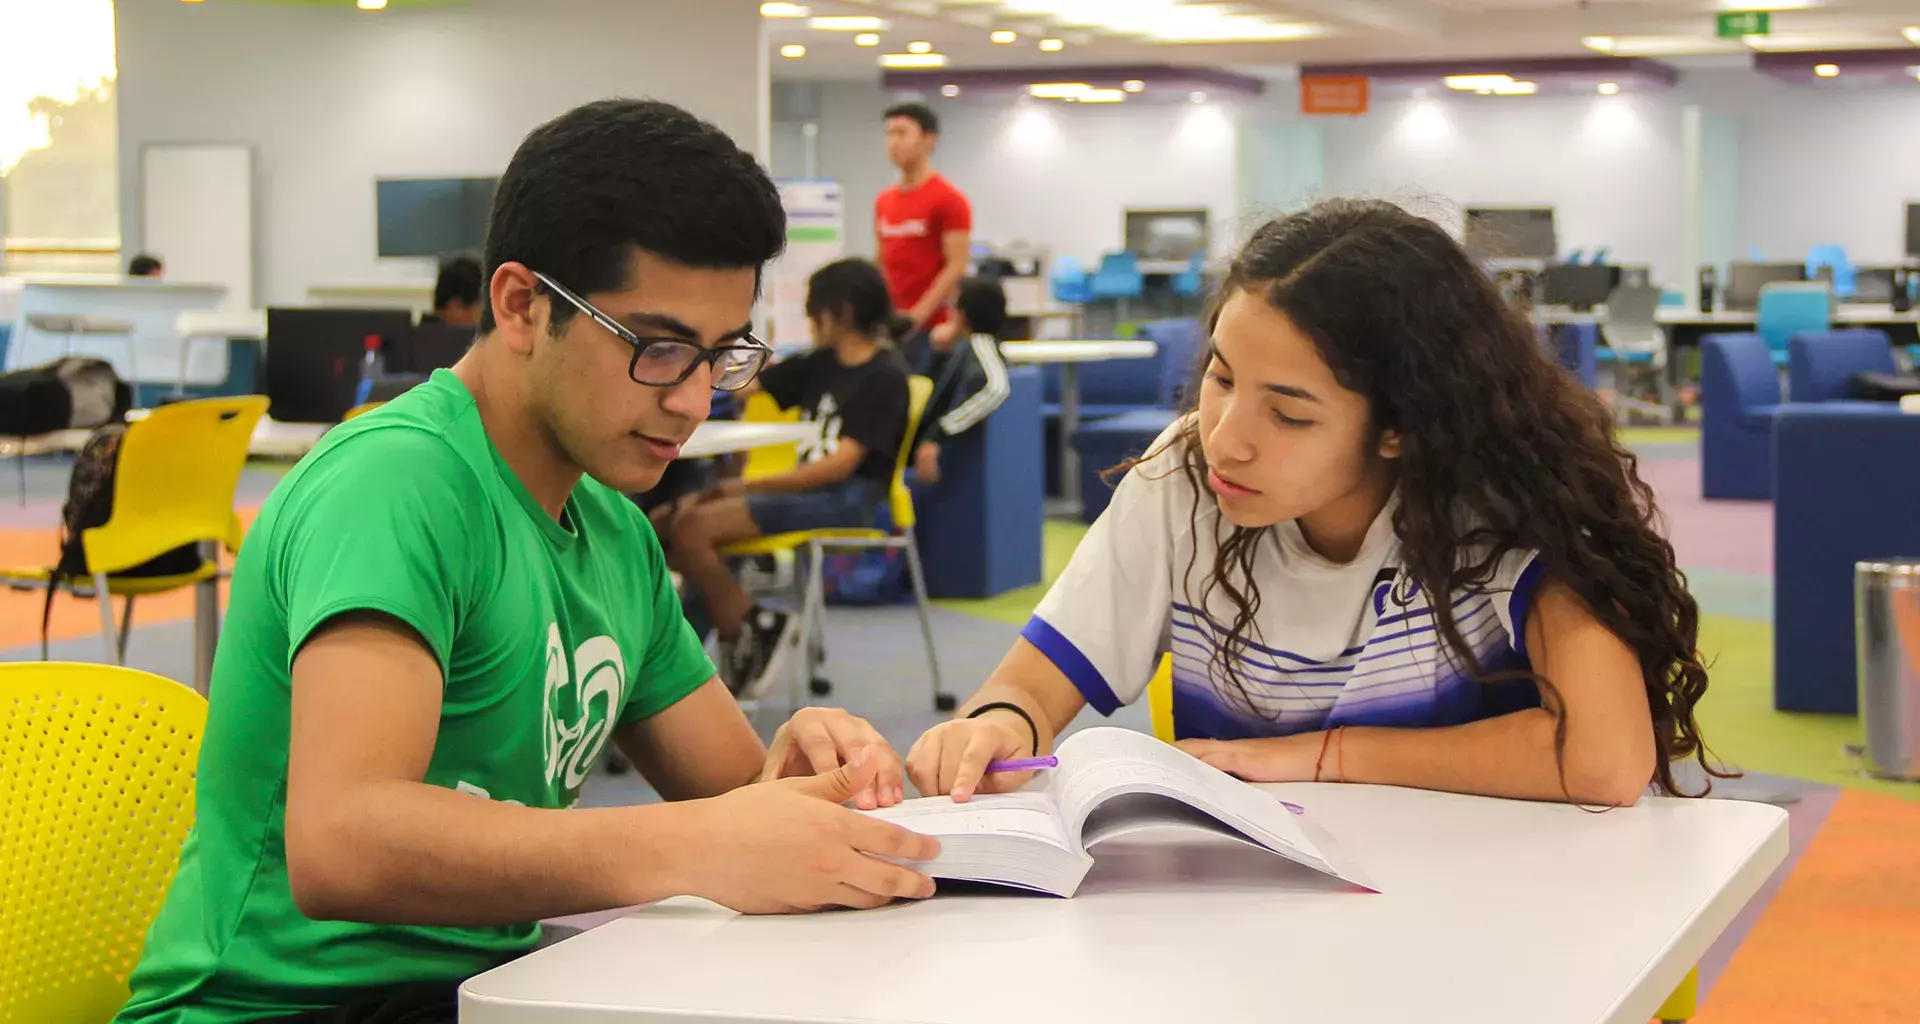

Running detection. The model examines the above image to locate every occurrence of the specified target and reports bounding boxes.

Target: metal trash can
[1854,561,1920,781]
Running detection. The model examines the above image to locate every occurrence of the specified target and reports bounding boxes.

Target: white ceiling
[764,0,1920,80]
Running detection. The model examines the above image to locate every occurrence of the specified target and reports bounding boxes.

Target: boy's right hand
[685,748,939,914]
[905,714,1034,802]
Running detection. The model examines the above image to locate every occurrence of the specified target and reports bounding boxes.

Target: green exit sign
[1716,10,1771,38]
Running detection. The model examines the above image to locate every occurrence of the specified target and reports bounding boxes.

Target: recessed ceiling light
[880,52,948,68]
[990,29,1017,44]
[941,84,961,97]
[1597,81,1621,95]
[1122,80,1146,93]
[1814,63,1840,77]
[1492,80,1538,95]
[1444,74,1513,91]
[1038,38,1065,52]
[356,0,387,9]
[1581,36,1616,53]
[809,16,885,31]
[760,2,809,17]
[907,40,934,54]
[1076,88,1126,103]
[855,32,880,46]
[780,43,807,58]
[1189,90,1207,103]
[1741,33,1768,49]
[1028,82,1091,99]
[1905,26,1920,46]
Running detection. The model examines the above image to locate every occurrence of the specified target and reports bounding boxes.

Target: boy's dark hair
[883,102,939,136]
[127,254,163,277]
[805,258,895,339]
[953,277,1007,339]
[433,254,484,311]
[480,98,785,333]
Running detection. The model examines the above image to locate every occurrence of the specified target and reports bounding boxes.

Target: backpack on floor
[39,424,204,654]
[820,504,912,607]
[0,357,132,437]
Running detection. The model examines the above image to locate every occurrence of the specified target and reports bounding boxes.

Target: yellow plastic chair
[722,375,954,710]
[738,391,801,481]
[1,395,268,663]
[342,401,385,421]
[1146,651,1704,1020]
[0,663,207,1024]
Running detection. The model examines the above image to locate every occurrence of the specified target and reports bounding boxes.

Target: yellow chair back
[739,391,801,481]
[82,396,268,574]
[342,401,385,421]
[887,376,934,531]
[1147,653,1175,743]
[0,663,206,1024]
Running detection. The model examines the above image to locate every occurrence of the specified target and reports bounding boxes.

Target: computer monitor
[1541,263,1621,311]
[1906,203,1920,259]
[408,322,477,373]
[1725,262,1808,311]
[376,177,497,258]
[1123,209,1209,263]
[265,308,416,422]
[1851,267,1897,304]
[1464,207,1557,261]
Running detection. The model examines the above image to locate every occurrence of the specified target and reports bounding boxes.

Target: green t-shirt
[116,370,714,1023]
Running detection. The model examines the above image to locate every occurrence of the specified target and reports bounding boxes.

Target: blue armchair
[1786,329,1895,403]
[1699,332,1785,500]
[1755,282,1831,367]
[1773,405,1920,713]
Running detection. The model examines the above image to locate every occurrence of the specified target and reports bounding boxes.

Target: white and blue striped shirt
[1024,420,1544,740]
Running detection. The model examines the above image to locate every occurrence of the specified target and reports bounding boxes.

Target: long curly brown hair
[1143,199,1725,798]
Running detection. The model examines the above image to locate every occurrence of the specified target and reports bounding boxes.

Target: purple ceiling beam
[1754,48,1920,84]
[881,62,1267,97]
[1299,55,1679,88]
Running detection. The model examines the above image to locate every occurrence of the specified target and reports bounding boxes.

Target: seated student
[658,258,910,699]
[911,276,1011,484]
[906,198,1726,808]
[127,252,164,278]
[114,99,935,1024]
[420,253,485,328]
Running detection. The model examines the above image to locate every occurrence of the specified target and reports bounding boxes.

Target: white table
[461,783,1787,1024]
[1002,339,1158,515]
[4,415,819,696]
[1531,303,1920,328]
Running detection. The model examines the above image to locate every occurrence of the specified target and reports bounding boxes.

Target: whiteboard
[141,143,255,310]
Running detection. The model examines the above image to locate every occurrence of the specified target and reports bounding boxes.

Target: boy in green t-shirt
[115,99,938,1024]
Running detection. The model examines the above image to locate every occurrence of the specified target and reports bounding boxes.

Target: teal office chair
[1805,244,1855,298]
[1089,251,1144,324]
[1170,252,1205,300]
[1756,282,1832,369]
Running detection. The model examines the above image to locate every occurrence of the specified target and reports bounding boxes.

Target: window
[1,0,119,273]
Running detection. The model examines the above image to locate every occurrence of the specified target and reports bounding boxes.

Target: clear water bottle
[353,334,384,407]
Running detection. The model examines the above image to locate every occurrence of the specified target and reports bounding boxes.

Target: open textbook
[867,727,1373,897]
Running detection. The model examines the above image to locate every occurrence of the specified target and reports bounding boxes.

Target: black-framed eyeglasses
[532,271,771,391]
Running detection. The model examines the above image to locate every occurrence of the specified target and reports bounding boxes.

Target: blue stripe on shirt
[1021,615,1124,715]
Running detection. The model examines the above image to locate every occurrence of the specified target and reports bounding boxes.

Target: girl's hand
[905,715,1034,802]
[1176,733,1330,783]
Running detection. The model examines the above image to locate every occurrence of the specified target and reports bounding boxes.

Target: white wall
[115,0,766,307]
[790,85,1240,267]
[1317,90,1688,284]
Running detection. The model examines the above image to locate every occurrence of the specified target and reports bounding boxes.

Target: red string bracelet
[1312,727,1336,782]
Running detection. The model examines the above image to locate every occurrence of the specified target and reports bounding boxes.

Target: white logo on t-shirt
[540,623,625,791]
[878,217,930,239]
[796,393,844,463]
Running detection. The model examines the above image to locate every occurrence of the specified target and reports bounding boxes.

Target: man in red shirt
[875,103,972,342]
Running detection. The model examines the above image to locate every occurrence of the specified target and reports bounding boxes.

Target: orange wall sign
[1300,75,1370,116]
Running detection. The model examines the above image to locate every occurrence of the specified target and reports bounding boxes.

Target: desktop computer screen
[1906,203,1920,259]
[265,308,416,422]
[1464,207,1557,261]
[1123,209,1209,263]
[1541,263,1621,311]
[1851,267,1897,304]
[1725,262,1809,311]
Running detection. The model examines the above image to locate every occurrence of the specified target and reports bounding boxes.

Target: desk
[1531,304,1920,328]
[4,416,821,695]
[5,277,228,387]
[462,783,1787,1024]
[1002,340,1157,515]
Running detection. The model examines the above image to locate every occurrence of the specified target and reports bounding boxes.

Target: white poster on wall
[767,179,843,351]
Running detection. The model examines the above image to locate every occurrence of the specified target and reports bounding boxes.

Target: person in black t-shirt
[656,258,910,699]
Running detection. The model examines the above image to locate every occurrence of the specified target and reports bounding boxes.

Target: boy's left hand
[761,707,906,809]
[1175,734,1324,783]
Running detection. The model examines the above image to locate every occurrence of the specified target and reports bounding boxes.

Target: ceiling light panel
[991,0,1323,45]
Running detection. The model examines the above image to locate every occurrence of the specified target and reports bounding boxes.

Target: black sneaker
[729,606,798,701]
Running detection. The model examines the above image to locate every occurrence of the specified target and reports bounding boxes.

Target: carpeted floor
[4,428,1917,1020]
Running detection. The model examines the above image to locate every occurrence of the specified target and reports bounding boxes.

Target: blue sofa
[911,366,1044,598]
[1070,408,1182,523]
[1699,333,1784,500]
[1552,323,1599,390]
[1773,405,1920,713]
[1043,318,1201,495]
[1786,329,1896,404]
